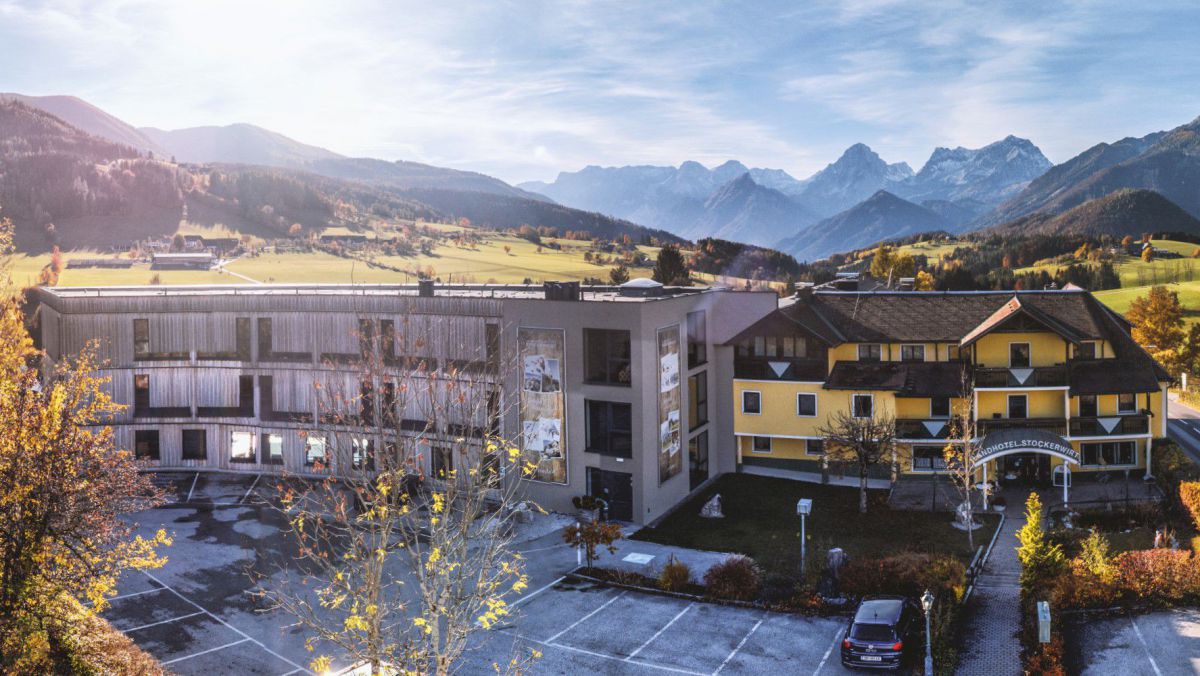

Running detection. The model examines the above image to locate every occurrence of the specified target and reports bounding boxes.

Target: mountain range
[522,136,1052,258]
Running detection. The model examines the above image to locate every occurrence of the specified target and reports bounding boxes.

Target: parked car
[840,595,919,670]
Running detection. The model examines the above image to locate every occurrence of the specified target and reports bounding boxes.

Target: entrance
[1002,453,1051,484]
[587,467,633,521]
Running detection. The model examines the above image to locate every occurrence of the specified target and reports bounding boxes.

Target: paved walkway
[955,490,1030,675]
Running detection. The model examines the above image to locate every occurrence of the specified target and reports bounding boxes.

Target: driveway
[1072,608,1200,675]
[104,472,858,675]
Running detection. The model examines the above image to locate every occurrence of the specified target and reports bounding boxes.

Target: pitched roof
[826,361,968,396]
[959,296,1087,347]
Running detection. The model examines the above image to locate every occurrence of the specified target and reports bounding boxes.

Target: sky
[2,0,1199,184]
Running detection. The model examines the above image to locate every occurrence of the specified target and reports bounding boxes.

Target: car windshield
[850,623,895,642]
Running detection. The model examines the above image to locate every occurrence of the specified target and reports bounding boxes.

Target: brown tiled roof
[826,361,969,396]
[960,296,1086,347]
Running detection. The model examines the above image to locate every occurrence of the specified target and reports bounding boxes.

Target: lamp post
[797,498,812,578]
[921,589,934,675]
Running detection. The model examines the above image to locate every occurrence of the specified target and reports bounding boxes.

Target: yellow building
[728,286,1171,502]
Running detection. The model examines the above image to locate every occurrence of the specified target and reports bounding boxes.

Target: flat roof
[36,282,725,303]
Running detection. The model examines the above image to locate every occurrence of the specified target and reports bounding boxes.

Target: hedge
[1180,481,1200,531]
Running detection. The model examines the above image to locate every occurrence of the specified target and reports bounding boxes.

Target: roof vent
[418,280,435,297]
[619,277,664,298]
[544,281,581,301]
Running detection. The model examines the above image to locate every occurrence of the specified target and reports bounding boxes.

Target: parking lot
[106,472,857,675]
[1072,608,1200,675]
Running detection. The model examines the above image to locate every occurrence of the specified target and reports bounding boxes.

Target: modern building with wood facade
[32,281,776,524]
[729,286,1171,503]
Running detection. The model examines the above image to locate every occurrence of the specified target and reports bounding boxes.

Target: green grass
[632,474,997,580]
[894,240,964,263]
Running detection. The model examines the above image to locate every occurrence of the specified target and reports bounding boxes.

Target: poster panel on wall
[658,325,683,483]
[518,327,567,483]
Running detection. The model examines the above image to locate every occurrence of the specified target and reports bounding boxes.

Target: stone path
[955,491,1030,675]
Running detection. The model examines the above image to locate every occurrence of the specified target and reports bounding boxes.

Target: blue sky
[2,0,1199,183]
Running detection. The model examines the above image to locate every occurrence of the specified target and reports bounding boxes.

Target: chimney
[418,280,435,297]
[794,281,815,300]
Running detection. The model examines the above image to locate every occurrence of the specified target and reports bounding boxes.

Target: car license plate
[861,656,882,662]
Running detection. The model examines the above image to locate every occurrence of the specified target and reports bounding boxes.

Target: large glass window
[584,329,632,385]
[261,433,284,465]
[586,400,633,458]
[134,430,160,460]
[689,372,708,430]
[797,393,817,417]
[231,431,255,462]
[1081,441,1137,467]
[181,429,206,460]
[900,344,925,362]
[742,390,761,415]
[687,311,707,368]
[912,445,947,471]
[305,436,327,467]
[858,344,881,362]
[852,394,873,419]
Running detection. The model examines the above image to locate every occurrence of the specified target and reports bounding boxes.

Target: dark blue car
[840,596,919,671]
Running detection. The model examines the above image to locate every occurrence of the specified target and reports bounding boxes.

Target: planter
[994,505,1006,512]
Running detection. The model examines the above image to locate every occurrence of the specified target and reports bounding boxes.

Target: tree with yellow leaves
[869,245,915,287]
[0,213,170,671]
[259,319,538,675]
[1127,285,1185,374]
[914,270,936,291]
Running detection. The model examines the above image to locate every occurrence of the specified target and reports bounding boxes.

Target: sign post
[797,498,812,577]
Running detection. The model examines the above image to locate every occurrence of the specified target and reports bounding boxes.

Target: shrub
[840,552,966,601]
[759,574,799,605]
[658,556,692,593]
[1180,481,1200,531]
[1052,531,1120,608]
[1115,549,1200,602]
[703,555,761,601]
[1023,636,1067,676]
[1017,493,1067,602]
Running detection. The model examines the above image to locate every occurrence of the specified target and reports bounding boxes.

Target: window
[688,372,708,430]
[687,311,708,368]
[912,445,947,472]
[852,394,873,419]
[261,433,283,465]
[736,335,807,359]
[352,437,375,471]
[257,318,309,362]
[1008,394,1028,419]
[134,374,150,414]
[796,393,817,417]
[586,400,633,458]
[432,446,453,478]
[858,344,881,362]
[254,375,311,423]
[947,345,961,361]
[231,431,255,462]
[584,329,632,385]
[305,436,327,467]
[181,430,206,460]
[751,436,772,453]
[198,317,251,360]
[900,344,925,362]
[1075,341,1096,359]
[133,318,150,359]
[1081,441,1137,467]
[689,432,709,490]
[1118,393,1137,414]
[485,322,499,371]
[1079,395,1098,417]
[1010,343,1031,368]
[134,430,160,460]
[930,397,950,418]
[805,439,825,456]
[742,390,762,415]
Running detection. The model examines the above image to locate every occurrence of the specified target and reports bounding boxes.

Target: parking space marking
[241,474,262,504]
[514,633,708,676]
[1129,615,1164,676]
[185,472,199,503]
[510,575,565,608]
[812,624,844,675]
[712,615,763,675]
[544,590,626,644]
[628,602,693,660]
[123,611,205,634]
[160,638,251,666]
[102,586,168,604]
[141,570,310,674]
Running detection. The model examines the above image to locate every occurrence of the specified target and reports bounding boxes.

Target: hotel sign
[974,428,1080,464]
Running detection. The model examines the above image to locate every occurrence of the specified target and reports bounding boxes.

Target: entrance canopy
[973,428,1079,465]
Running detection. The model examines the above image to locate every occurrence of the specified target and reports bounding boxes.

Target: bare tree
[942,377,981,550]
[819,411,897,513]
[258,318,538,675]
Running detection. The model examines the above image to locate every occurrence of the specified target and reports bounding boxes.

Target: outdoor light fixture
[921,589,934,674]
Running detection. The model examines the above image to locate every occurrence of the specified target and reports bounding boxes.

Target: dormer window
[900,344,925,362]
[1075,342,1097,359]
[858,344,881,362]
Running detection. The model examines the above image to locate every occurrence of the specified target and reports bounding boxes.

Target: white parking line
[104,586,168,603]
[141,570,310,674]
[812,624,844,675]
[510,575,565,608]
[1129,615,1163,676]
[713,615,763,675]
[628,602,693,660]
[514,633,708,676]
[123,611,205,634]
[160,638,250,665]
[185,472,199,503]
[544,590,626,644]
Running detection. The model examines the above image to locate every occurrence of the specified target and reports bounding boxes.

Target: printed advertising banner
[518,327,567,483]
[658,325,683,483]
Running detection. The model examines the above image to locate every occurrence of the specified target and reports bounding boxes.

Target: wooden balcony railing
[1068,414,1150,436]
[977,417,1067,436]
[895,418,959,440]
[973,365,1067,388]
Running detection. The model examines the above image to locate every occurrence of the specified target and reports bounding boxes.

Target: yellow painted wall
[977,390,1065,419]
[733,379,895,437]
[828,342,961,368]
[974,332,1069,368]
[738,435,817,460]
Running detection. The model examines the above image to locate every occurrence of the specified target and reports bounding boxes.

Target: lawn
[632,474,998,580]
[895,240,964,263]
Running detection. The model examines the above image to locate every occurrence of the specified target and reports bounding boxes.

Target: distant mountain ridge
[985,188,1200,238]
[0,92,169,156]
[776,190,949,261]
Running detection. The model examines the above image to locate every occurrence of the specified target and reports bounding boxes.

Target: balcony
[977,417,1067,436]
[974,365,1067,388]
[896,418,959,441]
[1069,414,1150,437]
[734,357,827,381]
